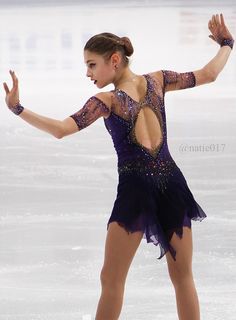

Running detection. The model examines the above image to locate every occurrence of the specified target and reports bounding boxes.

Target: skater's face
[84,50,121,88]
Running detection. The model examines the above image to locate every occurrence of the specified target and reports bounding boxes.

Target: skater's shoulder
[93,92,113,111]
[148,70,164,83]
[146,70,164,89]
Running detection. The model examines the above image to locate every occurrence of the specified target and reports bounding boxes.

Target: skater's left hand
[208,13,234,46]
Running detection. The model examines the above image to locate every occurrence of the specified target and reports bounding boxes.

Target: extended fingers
[220,13,226,27]
[3,82,10,94]
[208,15,216,31]
[210,14,219,27]
[208,19,213,30]
[9,70,18,89]
[210,13,225,28]
[208,13,225,34]
[215,14,220,25]
[212,14,217,25]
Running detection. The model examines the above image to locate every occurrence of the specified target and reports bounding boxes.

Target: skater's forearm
[3,71,78,138]
[19,108,77,139]
[202,45,232,80]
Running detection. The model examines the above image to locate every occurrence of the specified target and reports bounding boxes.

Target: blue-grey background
[0,1,236,319]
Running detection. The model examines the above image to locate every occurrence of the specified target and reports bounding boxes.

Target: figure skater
[3,13,234,320]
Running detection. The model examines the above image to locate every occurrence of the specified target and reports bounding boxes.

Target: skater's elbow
[207,69,218,82]
[54,131,64,139]
[202,66,219,82]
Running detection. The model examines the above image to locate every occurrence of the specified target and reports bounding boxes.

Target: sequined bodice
[70,70,196,189]
[103,73,172,176]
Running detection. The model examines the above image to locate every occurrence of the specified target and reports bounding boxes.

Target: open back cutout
[129,104,163,158]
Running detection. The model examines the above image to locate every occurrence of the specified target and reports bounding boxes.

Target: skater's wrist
[220,38,234,49]
[9,101,24,115]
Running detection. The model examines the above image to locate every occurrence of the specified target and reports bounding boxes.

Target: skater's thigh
[165,226,193,279]
[101,222,143,284]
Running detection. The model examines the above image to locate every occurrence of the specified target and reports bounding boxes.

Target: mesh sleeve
[70,96,110,131]
[161,70,196,92]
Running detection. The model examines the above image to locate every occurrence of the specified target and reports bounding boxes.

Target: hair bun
[120,36,134,57]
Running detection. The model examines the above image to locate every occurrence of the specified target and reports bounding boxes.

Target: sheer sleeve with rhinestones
[161,70,196,93]
[69,96,110,131]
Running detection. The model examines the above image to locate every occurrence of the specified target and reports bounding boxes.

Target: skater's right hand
[3,70,21,113]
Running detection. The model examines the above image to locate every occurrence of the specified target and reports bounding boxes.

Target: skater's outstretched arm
[152,13,234,92]
[3,70,110,138]
[193,13,234,86]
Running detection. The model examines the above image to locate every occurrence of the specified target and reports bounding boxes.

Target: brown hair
[84,32,134,66]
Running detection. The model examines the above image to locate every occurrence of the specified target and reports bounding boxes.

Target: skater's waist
[117,157,177,176]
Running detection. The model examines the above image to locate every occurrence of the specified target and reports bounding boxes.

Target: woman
[3,13,234,320]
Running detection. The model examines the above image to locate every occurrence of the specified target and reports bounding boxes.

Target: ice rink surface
[0,1,236,319]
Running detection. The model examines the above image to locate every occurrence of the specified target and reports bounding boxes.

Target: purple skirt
[107,166,206,261]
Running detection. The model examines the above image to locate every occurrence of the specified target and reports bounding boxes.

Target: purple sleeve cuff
[220,38,234,49]
[10,102,24,115]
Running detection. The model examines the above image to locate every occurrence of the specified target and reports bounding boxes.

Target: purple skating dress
[70,70,207,261]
